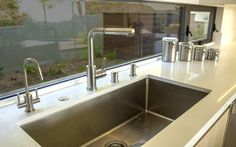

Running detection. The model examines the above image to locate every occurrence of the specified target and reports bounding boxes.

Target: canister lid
[162,37,178,42]
[179,42,194,46]
[194,45,205,49]
[194,45,206,51]
[207,48,220,53]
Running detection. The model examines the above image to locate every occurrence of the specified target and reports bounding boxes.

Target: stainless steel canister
[162,37,178,62]
[206,48,220,61]
[178,42,194,62]
[193,45,206,61]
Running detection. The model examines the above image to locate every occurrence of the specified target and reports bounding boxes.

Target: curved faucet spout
[23,58,43,94]
[87,27,135,91]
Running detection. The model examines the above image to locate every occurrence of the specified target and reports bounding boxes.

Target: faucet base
[87,65,97,91]
[24,94,35,113]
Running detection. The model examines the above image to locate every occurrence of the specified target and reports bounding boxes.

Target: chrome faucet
[17,58,43,112]
[86,27,135,91]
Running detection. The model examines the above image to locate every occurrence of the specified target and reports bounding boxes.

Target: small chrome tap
[129,64,137,77]
[17,58,43,112]
[111,71,119,83]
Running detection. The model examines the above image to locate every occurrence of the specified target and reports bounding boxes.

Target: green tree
[0,0,27,26]
[38,0,64,41]
[38,0,64,24]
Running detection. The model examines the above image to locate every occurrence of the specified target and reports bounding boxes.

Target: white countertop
[1,42,236,147]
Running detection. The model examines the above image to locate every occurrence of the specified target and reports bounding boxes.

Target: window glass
[0,0,179,96]
[189,11,210,41]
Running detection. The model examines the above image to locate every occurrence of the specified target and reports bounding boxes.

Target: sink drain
[104,140,128,147]
[58,96,69,101]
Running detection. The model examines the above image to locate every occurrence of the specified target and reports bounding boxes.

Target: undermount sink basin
[20,76,210,147]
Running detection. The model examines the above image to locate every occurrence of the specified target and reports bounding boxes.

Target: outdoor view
[0,0,180,96]
[189,11,210,41]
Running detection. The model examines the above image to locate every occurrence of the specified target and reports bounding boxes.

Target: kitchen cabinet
[224,100,236,147]
[148,0,199,4]
[199,0,236,5]
[194,108,230,147]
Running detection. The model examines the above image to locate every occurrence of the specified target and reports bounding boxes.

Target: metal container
[178,42,194,62]
[162,37,178,62]
[193,45,206,61]
[206,48,220,61]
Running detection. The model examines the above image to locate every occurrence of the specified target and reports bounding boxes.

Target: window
[189,11,210,41]
[0,0,215,98]
[181,6,216,44]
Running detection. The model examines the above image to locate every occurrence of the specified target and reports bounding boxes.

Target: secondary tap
[17,58,43,112]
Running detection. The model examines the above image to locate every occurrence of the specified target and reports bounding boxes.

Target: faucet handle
[17,93,27,108]
[96,57,107,78]
[101,57,106,72]
[33,88,40,104]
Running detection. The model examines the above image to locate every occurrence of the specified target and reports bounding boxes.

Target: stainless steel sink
[20,76,210,147]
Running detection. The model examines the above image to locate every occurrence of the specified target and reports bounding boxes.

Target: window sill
[0,55,162,105]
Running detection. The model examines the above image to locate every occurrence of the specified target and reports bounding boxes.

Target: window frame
[181,6,216,44]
